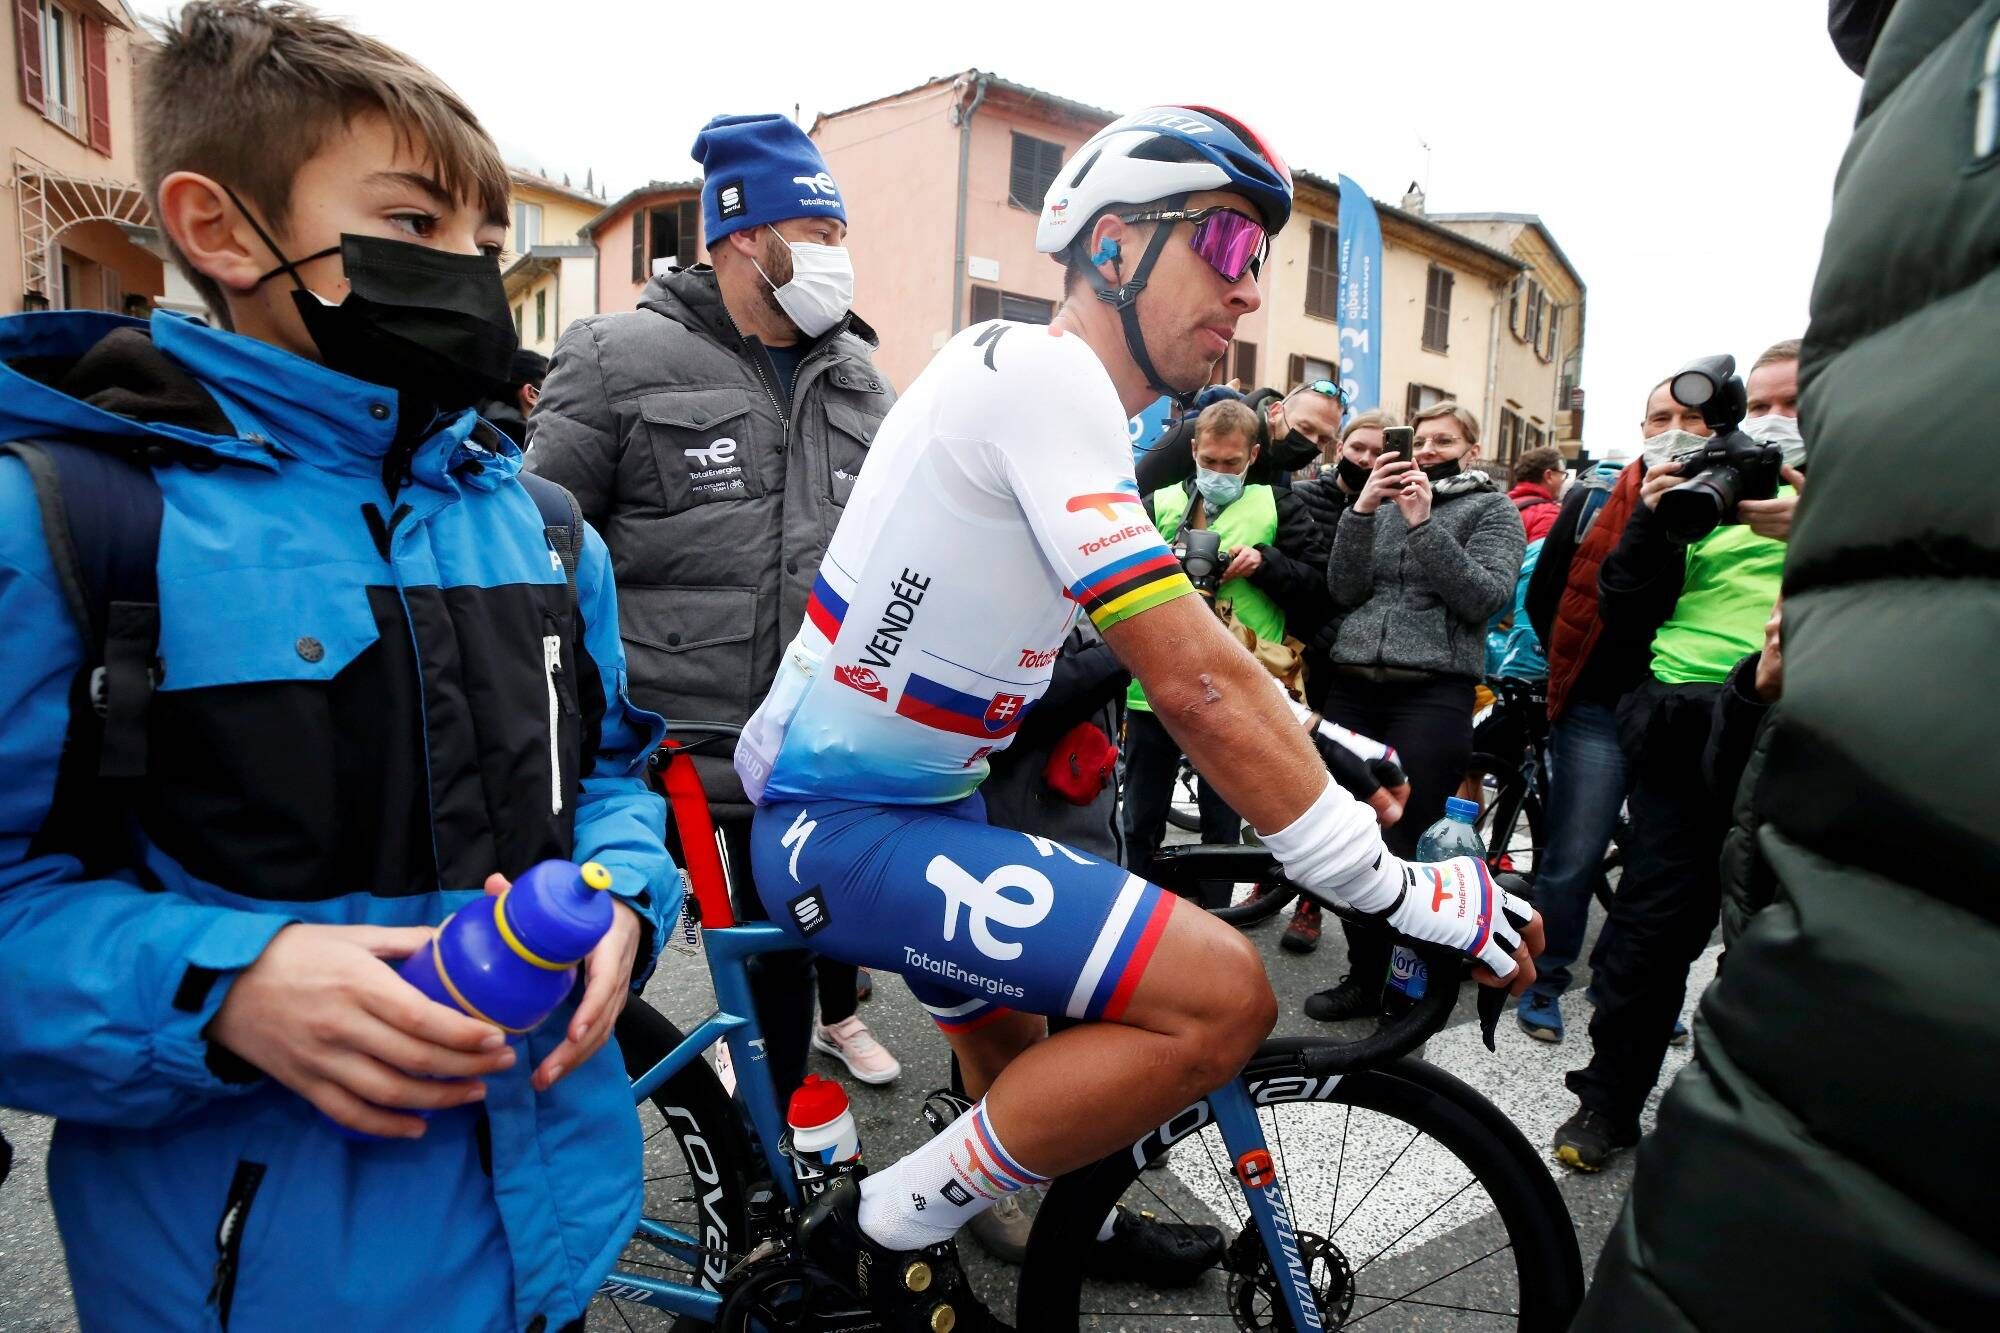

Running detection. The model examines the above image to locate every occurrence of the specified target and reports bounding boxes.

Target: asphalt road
[0,859,1713,1332]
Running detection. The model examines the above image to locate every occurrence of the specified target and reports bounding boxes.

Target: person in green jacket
[1553,341,1806,1170]
[1120,398,1329,901]
[1579,4,2000,1326]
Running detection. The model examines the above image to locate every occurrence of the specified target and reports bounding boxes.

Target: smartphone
[1382,426,1415,462]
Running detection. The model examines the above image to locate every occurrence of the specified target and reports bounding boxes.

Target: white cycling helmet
[1035,105,1293,256]
[1034,105,1292,405]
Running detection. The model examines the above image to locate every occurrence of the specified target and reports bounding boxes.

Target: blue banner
[1335,174,1383,414]
[1127,395,1174,460]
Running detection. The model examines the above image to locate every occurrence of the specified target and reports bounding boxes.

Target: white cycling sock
[857,1097,1050,1251]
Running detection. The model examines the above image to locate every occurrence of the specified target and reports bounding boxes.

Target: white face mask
[754,226,854,338]
[1642,428,1709,470]
[1742,413,1805,466]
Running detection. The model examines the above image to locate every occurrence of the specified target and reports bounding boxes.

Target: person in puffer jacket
[0,7,673,1330]
[1577,2,2000,1326]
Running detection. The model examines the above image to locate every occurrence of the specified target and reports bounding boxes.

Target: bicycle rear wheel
[1015,1047,1583,1330]
[595,998,758,1332]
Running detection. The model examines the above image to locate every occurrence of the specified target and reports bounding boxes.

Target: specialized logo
[1235,1149,1276,1190]
[1066,488,1147,522]
[782,808,817,882]
[833,663,889,701]
[717,180,746,219]
[684,438,738,469]
[1018,646,1060,670]
[787,887,829,937]
[857,568,932,670]
[924,855,1053,962]
[896,673,1033,739]
[794,171,840,197]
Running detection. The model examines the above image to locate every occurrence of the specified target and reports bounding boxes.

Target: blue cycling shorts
[749,793,1179,1033]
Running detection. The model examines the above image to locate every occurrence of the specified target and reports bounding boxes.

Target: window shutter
[1288,354,1305,391]
[1038,137,1063,201]
[970,286,999,324]
[1008,135,1034,208]
[678,199,699,266]
[17,0,43,111]
[630,209,644,283]
[82,16,108,153]
[1234,341,1257,386]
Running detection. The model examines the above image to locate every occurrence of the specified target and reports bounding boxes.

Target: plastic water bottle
[1392,797,1487,1001]
[784,1073,863,1201]
[399,858,617,1033]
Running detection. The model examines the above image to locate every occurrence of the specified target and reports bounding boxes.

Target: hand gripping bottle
[1392,797,1487,1002]
[783,1073,863,1202]
[400,859,617,1034]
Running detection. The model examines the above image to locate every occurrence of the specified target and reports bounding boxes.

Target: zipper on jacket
[543,633,564,816]
[206,1160,267,1330]
[719,305,790,436]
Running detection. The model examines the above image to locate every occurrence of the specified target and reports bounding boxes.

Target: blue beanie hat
[691,113,847,245]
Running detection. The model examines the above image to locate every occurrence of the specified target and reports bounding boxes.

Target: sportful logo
[833,664,889,701]
[794,172,840,197]
[788,888,829,936]
[684,438,738,469]
[717,181,746,219]
[924,855,1053,962]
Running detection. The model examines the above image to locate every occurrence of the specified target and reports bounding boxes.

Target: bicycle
[593,721,1584,1330]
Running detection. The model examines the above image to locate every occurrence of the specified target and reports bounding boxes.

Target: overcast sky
[135,0,1861,456]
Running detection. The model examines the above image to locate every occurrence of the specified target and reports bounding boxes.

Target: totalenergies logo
[1066,491,1146,522]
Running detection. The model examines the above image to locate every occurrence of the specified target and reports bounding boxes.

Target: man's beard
[756,229,801,335]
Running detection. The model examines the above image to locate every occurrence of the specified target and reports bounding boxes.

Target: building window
[1513,278,1539,344]
[1232,341,1258,387]
[644,199,700,277]
[1289,354,1336,391]
[1422,264,1454,353]
[1539,303,1560,364]
[970,287,1055,325]
[630,210,644,283]
[514,303,524,339]
[1008,133,1066,211]
[535,290,547,341]
[1404,382,1451,422]
[1305,221,1338,321]
[513,201,543,251]
[36,1,83,136]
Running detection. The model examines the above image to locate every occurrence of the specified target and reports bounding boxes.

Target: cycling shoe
[1080,1203,1224,1288]
[797,1174,1010,1331]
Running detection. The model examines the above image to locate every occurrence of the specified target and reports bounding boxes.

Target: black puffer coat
[1577,3,2000,1326]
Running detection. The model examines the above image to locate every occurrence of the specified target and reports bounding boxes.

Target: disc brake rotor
[1224,1223,1355,1330]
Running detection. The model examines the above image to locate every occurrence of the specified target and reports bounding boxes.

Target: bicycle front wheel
[1016,1048,1583,1330]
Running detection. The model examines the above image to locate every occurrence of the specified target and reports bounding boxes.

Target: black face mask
[1265,422,1323,473]
[1335,455,1373,493]
[1422,458,1465,484]
[230,192,518,441]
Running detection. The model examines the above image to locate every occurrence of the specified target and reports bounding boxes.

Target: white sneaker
[811,1014,901,1085]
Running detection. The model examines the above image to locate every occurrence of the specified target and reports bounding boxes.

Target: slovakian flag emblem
[896,673,1032,739]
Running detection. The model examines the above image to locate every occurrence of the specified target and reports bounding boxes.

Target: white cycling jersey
[737,320,1196,805]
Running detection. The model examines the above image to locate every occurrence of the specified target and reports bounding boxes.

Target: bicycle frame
[599,919,804,1320]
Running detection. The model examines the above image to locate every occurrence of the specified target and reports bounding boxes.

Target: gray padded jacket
[526,265,894,819]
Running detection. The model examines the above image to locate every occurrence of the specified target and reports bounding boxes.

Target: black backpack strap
[1,438,163,783]
[518,471,583,606]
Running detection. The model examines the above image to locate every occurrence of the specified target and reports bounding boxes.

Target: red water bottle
[785,1073,862,1201]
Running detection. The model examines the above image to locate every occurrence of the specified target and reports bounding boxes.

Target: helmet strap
[1080,194,1196,409]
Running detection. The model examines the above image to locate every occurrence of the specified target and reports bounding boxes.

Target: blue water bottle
[399,859,617,1033]
[1392,797,1486,1001]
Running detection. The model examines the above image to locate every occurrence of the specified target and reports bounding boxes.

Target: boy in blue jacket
[0,4,675,1329]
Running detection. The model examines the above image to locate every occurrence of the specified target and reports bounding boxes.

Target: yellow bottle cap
[581,861,613,891]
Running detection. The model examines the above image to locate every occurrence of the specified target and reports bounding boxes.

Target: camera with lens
[1656,354,1786,542]
[1176,528,1234,600]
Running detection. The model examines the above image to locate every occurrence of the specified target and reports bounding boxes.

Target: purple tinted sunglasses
[1119,206,1269,283]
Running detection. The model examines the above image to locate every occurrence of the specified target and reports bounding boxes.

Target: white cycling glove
[1257,781,1532,978]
